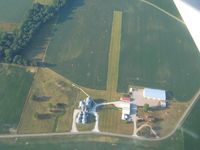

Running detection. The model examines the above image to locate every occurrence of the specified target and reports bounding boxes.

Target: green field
[44,0,200,101]
[45,0,115,89]
[0,0,32,23]
[182,98,200,149]
[146,0,182,19]
[0,65,33,133]
[118,0,200,100]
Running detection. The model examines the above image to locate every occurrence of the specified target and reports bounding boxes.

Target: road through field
[106,11,122,101]
[140,0,184,24]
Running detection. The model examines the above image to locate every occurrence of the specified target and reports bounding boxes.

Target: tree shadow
[37,61,57,67]
[94,99,106,104]
[166,90,174,100]
[57,0,85,24]
[32,95,51,102]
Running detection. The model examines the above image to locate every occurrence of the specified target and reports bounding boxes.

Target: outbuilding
[143,88,166,100]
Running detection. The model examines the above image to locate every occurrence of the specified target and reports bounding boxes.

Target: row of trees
[0,0,67,65]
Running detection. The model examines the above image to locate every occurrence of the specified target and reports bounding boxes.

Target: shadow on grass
[94,99,106,104]
[57,0,85,24]
[166,91,174,100]
[37,61,57,67]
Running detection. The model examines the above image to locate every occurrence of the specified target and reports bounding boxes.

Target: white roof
[143,88,166,100]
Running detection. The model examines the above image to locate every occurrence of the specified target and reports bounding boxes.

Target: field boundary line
[140,0,184,24]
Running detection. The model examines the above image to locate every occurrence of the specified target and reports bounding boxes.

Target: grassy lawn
[76,122,95,132]
[98,105,133,135]
[0,0,32,23]
[0,64,33,133]
[118,0,200,101]
[18,68,79,133]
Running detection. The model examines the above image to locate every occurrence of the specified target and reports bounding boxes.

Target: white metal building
[143,88,166,100]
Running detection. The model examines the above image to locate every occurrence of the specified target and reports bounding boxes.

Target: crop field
[182,98,200,149]
[18,68,80,133]
[44,0,200,101]
[0,0,32,23]
[98,105,133,135]
[144,0,182,19]
[0,64,33,133]
[45,0,116,90]
[118,0,200,101]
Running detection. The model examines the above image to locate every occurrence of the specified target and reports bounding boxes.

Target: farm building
[143,88,166,100]
[120,96,131,102]
[133,88,167,108]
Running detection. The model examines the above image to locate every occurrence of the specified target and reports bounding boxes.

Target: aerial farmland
[0,0,199,150]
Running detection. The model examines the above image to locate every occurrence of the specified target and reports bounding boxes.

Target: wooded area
[0,0,66,65]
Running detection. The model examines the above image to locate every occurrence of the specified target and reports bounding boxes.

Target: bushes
[0,0,67,65]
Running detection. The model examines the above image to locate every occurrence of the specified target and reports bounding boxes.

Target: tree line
[0,0,67,66]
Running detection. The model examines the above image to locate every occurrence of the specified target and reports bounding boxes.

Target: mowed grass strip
[98,105,133,135]
[107,11,122,101]
[0,64,33,133]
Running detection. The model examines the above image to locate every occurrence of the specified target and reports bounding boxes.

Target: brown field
[34,0,54,5]
[98,105,134,135]
[0,23,18,31]
[17,68,80,133]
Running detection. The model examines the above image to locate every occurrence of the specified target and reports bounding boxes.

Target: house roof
[143,88,166,100]
[120,97,131,102]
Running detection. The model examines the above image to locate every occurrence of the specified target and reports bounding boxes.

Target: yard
[0,64,33,133]
[17,68,80,133]
[137,100,189,137]
[98,105,133,135]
